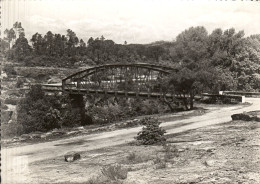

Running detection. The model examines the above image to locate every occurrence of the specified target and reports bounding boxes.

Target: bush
[89,104,123,124]
[153,155,166,169]
[163,144,179,161]
[125,152,149,164]
[1,121,24,138]
[1,103,8,110]
[60,108,82,127]
[3,65,17,76]
[4,98,19,105]
[17,85,62,133]
[101,164,128,181]
[16,77,25,88]
[135,117,166,145]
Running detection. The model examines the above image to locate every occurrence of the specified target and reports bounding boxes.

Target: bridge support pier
[69,94,88,125]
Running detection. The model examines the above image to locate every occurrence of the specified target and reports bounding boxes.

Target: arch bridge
[61,63,178,99]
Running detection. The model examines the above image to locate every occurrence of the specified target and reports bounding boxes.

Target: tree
[4,28,16,49]
[173,26,209,63]
[78,39,86,56]
[87,37,94,45]
[13,21,25,38]
[66,29,79,56]
[163,62,217,110]
[146,45,165,62]
[0,38,9,52]
[208,28,246,67]
[100,35,105,42]
[31,33,44,55]
[12,33,32,61]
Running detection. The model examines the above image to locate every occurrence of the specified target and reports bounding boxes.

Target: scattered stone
[205,160,216,167]
[20,134,31,140]
[45,132,53,137]
[177,148,185,152]
[64,152,81,162]
[40,134,47,139]
[30,133,41,139]
[77,126,84,130]
[201,146,216,153]
[66,131,78,135]
[52,129,65,136]
[12,136,19,142]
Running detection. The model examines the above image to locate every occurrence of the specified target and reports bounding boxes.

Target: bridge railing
[221,91,260,97]
[202,93,245,103]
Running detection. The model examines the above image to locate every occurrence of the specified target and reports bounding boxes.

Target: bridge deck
[39,83,187,100]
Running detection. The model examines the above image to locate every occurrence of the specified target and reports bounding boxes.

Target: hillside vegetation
[1,22,260,136]
[1,22,260,92]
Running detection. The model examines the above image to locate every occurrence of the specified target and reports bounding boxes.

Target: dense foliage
[86,97,170,124]
[1,22,259,93]
[17,85,82,133]
[16,86,171,133]
[135,117,166,145]
[2,22,260,134]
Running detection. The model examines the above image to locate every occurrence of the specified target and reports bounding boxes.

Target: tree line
[1,22,260,92]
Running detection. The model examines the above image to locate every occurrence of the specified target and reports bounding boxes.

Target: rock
[66,131,78,135]
[64,152,81,162]
[40,134,47,139]
[205,160,216,167]
[231,112,260,122]
[45,132,53,137]
[20,134,31,140]
[178,148,185,152]
[30,133,41,139]
[75,126,84,131]
[12,136,19,142]
[52,129,65,136]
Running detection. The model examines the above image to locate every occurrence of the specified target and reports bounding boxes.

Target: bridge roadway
[38,83,188,100]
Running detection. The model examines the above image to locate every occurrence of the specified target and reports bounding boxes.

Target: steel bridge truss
[62,63,178,98]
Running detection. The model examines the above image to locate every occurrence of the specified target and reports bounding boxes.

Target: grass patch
[124,152,151,164]
[101,164,128,181]
[153,155,166,169]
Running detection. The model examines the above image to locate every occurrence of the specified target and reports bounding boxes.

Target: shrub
[60,108,82,127]
[153,155,166,169]
[17,85,62,133]
[16,77,25,88]
[1,121,24,138]
[163,144,179,161]
[135,117,166,145]
[101,164,128,181]
[89,104,123,124]
[125,152,149,164]
[4,98,19,105]
[3,65,17,76]
[126,152,136,162]
[85,176,104,184]
[1,104,8,110]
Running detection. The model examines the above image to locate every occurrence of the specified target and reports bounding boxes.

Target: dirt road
[2,98,260,184]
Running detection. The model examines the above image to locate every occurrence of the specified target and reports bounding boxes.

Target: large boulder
[64,152,81,162]
[231,112,260,122]
[51,129,66,136]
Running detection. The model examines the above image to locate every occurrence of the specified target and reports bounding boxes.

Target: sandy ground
[1,98,260,184]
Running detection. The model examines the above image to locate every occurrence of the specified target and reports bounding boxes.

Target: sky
[1,0,260,44]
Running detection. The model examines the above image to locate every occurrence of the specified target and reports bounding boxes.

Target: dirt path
[2,98,260,184]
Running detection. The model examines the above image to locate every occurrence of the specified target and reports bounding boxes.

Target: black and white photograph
[1,0,260,183]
